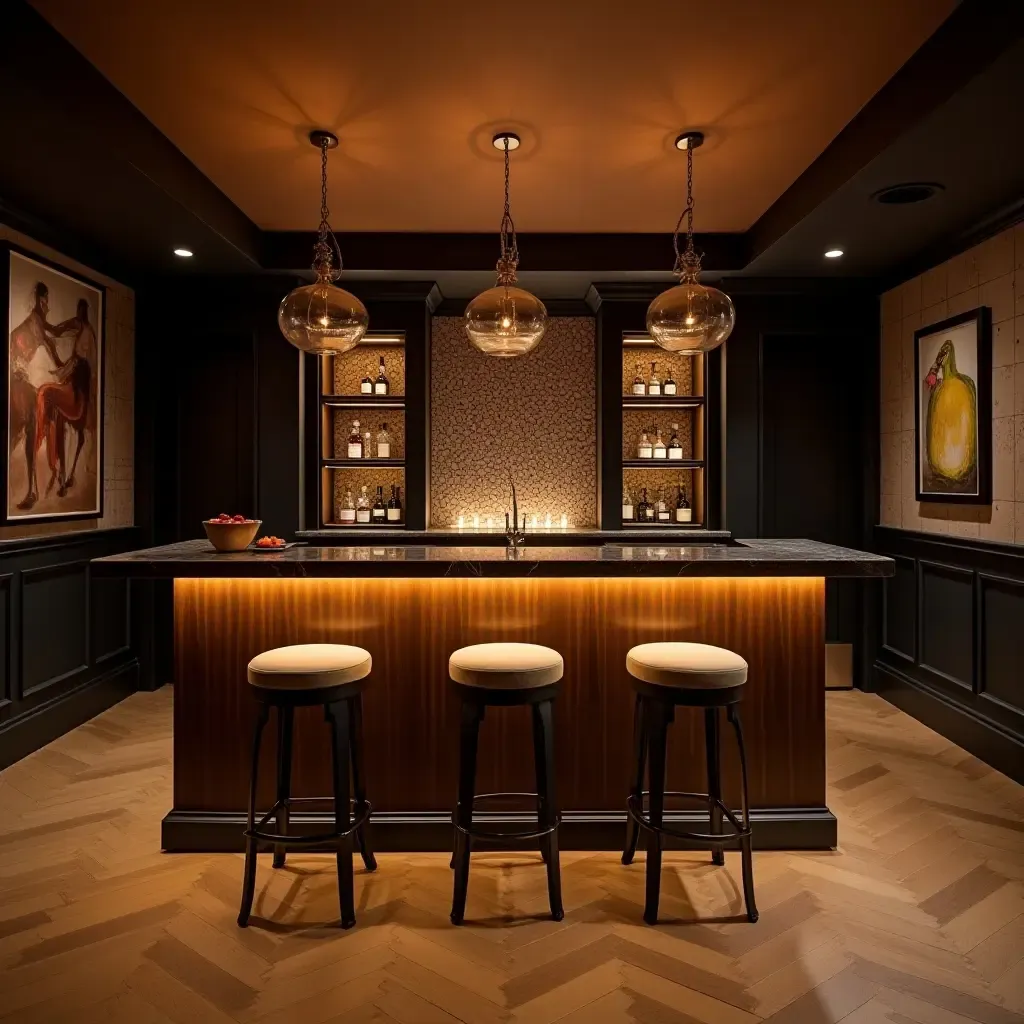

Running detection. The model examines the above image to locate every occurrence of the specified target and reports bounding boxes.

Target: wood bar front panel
[174,576,825,814]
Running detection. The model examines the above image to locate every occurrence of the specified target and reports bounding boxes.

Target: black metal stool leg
[348,693,377,872]
[705,707,724,867]
[238,703,270,927]
[622,693,647,865]
[326,699,356,929]
[450,699,482,925]
[643,699,670,926]
[728,705,758,923]
[273,705,294,869]
[532,698,563,921]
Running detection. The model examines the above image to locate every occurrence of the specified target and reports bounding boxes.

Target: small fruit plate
[248,540,304,553]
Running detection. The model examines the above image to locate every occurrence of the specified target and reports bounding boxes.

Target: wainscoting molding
[0,527,142,770]
[870,526,1024,782]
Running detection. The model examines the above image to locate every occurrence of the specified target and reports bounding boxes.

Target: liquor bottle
[664,367,677,395]
[676,483,692,523]
[655,487,670,521]
[372,485,387,522]
[653,426,667,459]
[648,361,661,396]
[621,485,634,522]
[668,423,683,460]
[374,356,389,395]
[387,484,403,522]
[632,362,646,396]
[347,420,363,458]
[637,429,653,459]
[637,487,654,522]
[360,368,373,395]
[355,485,371,523]
[376,423,391,459]
[363,428,372,458]
[339,488,356,524]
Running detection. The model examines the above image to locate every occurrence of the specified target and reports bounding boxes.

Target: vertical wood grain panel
[174,576,825,814]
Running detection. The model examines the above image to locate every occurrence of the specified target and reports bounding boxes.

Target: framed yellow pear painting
[914,307,991,504]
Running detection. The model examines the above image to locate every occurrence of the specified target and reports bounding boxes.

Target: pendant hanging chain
[312,137,343,282]
[496,137,519,285]
[671,142,701,280]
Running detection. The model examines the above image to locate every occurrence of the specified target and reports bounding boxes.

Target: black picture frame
[913,306,991,505]
[2,243,106,524]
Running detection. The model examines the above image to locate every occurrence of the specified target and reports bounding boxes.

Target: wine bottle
[374,356,389,395]
[648,361,661,396]
[355,485,371,523]
[621,485,634,522]
[655,487,670,521]
[360,369,373,395]
[387,485,403,522]
[638,487,654,522]
[653,426,667,459]
[347,420,363,458]
[668,423,683,460]
[632,362,646,396]
[664,367,677,395]
[637,429,653,459]
[372,485,386,521]
[340,488,356,524]
[376,423,391,459]
[676,483,692,523]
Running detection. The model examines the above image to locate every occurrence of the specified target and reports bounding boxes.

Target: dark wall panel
[883,557,916,660]
[919,562,974,688]
[92,577,129,663]
[0,574,10,706]
[981,574,1024,713]
[21,561,88,695]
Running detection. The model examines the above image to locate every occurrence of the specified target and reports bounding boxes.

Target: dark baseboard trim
[870,660,1024,784]
[0,658,139,771]
[162,806,837,853]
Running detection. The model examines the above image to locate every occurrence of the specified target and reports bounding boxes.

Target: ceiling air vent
[872,182,944,205]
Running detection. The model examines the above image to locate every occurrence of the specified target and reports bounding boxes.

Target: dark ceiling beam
[746,0,1024,263]
[261,231,746,275]
[1,1,262,278]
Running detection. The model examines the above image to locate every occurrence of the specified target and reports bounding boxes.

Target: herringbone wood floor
[1,688,1023,1023]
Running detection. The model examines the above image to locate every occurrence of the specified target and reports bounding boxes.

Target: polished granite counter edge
[296,529,734,545]
[92,538,894,579]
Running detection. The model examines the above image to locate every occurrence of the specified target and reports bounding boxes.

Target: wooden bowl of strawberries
[203,513,261,552]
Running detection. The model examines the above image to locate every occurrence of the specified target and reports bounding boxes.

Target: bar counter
[94,540,892,852]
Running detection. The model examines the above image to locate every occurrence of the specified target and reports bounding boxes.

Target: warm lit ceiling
[31,0,956,235]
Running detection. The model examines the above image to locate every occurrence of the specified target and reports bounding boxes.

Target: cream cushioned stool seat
[247,644,372,691]
[449,642,563,690]
[626,642,747,690]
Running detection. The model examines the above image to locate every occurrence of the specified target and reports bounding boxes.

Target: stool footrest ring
[245,796,372,846]
[453,791,561,843]
[627,790,751,844]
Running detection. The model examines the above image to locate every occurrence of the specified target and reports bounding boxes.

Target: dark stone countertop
[91,538,894,579]
[296,528,735,546]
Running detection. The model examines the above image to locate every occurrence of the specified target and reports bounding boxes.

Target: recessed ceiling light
[872,182,943,205]
[173,248,193,258]
[824,249,844,259]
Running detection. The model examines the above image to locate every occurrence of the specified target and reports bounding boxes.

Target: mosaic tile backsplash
[430,317,597,528]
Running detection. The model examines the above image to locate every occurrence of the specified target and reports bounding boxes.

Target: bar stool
[237,643,376,930]
[448,642,564,925]
[622,642,757,925]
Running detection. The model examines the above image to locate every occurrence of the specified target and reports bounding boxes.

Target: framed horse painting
[2,245,105,523]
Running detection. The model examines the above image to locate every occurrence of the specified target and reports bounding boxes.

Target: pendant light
[278,130,368,354]
[464,133,547,357]
[646,131,735,353]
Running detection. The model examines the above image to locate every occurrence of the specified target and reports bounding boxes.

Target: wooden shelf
[622,459,703,469]
[324,458,405,469]
[322,521,406,529]
[620,520,704,529]
[622,395,703,409]
[322,395,405,408]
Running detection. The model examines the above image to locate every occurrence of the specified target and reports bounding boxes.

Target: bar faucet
[505,471,527,551]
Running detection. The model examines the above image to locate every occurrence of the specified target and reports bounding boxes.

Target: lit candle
[545,513,552,529]
[472,514,480,529]
[485,516,493,529]
[457,515,464,529]
[531,514,538,529]
[560,514,568,529]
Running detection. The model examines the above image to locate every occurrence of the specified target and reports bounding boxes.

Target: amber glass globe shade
[646,280,736,353]
[464,285,547,357]
[278,280,369,355]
